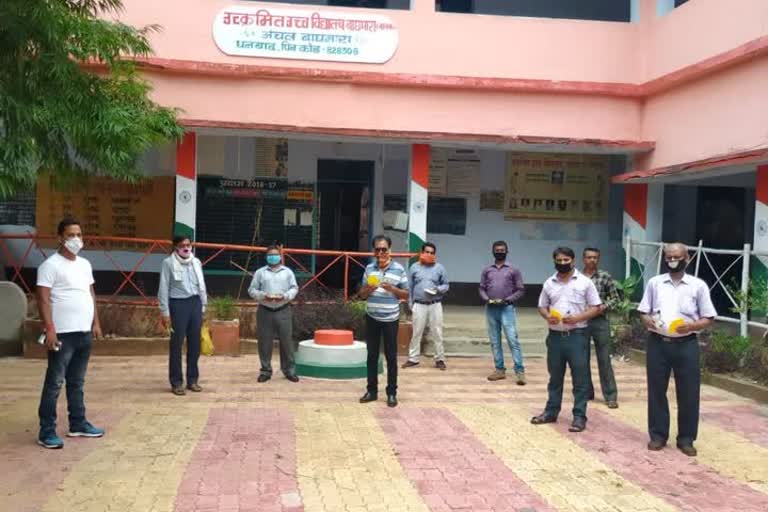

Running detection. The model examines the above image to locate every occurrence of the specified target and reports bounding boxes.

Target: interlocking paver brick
[0,355,766,512]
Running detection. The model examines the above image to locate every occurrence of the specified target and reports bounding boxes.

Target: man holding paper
[637,242,716,457]
[248,245,299,383]
[402,242,450,370]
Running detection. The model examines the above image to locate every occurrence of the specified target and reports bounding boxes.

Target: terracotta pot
[209,319,241,356]
[397,321,413,356]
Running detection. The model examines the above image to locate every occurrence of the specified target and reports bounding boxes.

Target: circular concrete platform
[295,337,382,379]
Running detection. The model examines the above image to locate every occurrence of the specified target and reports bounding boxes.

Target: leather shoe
[677,443,697,457]
[186,383,202,392]
[401,361,419,369]
[257,375,271,383]
[387,395,398,408]
[606,400,619,409]
[285,374,299,383]
[647,439,666,451]
[359,392,378,403]
[530,413,557,425]
[569,417,587,432]
[171,386,186,396]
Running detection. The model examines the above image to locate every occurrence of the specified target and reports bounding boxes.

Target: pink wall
[113,0,767,172]
[640,57,768,170]
[146,72,642,143]
[640,0,768,81]
[116,0,641,83]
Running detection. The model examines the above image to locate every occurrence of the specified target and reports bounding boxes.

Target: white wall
[285,141,623,284]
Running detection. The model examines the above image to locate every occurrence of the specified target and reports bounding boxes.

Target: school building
[1,0,767,307]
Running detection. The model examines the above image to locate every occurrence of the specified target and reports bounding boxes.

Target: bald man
[637,243,716,457]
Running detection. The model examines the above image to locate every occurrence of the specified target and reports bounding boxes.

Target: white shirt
[637,273,717,337]
[538,269,602,331]
[36,252,95,334]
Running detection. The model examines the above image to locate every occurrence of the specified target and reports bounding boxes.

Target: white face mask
[64,237,83,255]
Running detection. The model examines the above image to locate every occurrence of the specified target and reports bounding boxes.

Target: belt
[415,299,441,305]
[260,303,291,313]
[548,328,587,337]
[653,332,696,343]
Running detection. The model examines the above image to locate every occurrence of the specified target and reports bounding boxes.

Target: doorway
[695,187,749,316]
[316,159,374,289]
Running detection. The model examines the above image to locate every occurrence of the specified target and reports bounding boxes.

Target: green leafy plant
[208,296,238,321]
[727,277,768,315]
[347,300,367,319]
[0,0,183,198]
[702,329,752,373]
[610,274,642,326]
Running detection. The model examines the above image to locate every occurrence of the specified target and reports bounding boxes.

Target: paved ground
[1,354,767,512]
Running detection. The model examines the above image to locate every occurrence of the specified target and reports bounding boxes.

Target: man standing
[479,241,526,384]
[638,243,716,457]
[248,245,299,383]
[532,247,602,433]
[36,216,104,449]
[358,235,409,407]
[403,242,449,370]
[582,247,620,408]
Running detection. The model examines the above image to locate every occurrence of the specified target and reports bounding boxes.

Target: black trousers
[169,296,202,387]
[366,316,398,396]
[646,333,701,445]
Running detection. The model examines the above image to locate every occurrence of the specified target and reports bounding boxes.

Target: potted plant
[207,296,240,356]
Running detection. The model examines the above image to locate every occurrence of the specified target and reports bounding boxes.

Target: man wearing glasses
[358,235,409,407]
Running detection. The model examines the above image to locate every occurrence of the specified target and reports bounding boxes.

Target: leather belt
[415,300,441,305]
[260,303,291,313]
[653,333,696,343]
[548,328,587,337]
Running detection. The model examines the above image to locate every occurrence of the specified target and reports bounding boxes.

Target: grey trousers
[257,306,295,377]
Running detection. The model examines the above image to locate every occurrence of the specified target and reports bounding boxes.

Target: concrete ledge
[627,348,768,403]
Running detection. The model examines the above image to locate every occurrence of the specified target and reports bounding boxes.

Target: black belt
[260,303,291,313]
[415,299,441,305]
[653,333,696,343]
[548,328,587,337]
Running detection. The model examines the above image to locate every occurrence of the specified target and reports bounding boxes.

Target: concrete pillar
[408,144,430,253]
[175,132,197,239]
[623,183,664,281]
[752,165,768,291]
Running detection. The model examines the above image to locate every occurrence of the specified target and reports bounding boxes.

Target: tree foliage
[0,0,183,198]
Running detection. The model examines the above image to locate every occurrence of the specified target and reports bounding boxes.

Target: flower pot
[397,321,413,356]
[209,319,241,356]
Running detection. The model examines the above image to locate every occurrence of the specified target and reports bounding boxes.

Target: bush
[292,301,366,341]
[208,296,238,320]
[701,330,752,373]
[611,315,648,356]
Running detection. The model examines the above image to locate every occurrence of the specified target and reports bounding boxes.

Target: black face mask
[663,259,688,274]
[555,262,573,274]
[493,252,507,262]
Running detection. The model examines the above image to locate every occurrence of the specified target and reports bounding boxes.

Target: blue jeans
[38,331,93,435]
[486,304,524,372]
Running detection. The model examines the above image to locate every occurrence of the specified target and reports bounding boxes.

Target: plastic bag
[200,321,214,356]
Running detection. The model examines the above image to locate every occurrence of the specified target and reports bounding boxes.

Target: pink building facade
[76,0,767,302]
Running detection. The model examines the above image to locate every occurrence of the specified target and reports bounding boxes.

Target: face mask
[64,237,83,255]
[176,247,192,258]
[664,259,687,274]
[493,252,506,262]
[419,253,436,265]
[555,262,573,274]
[266,254,281,266]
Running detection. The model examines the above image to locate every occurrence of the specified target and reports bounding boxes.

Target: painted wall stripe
[176,132,196,180]
[624,183,648,229]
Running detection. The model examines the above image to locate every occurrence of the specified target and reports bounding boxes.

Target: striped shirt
[363,259,408,322]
